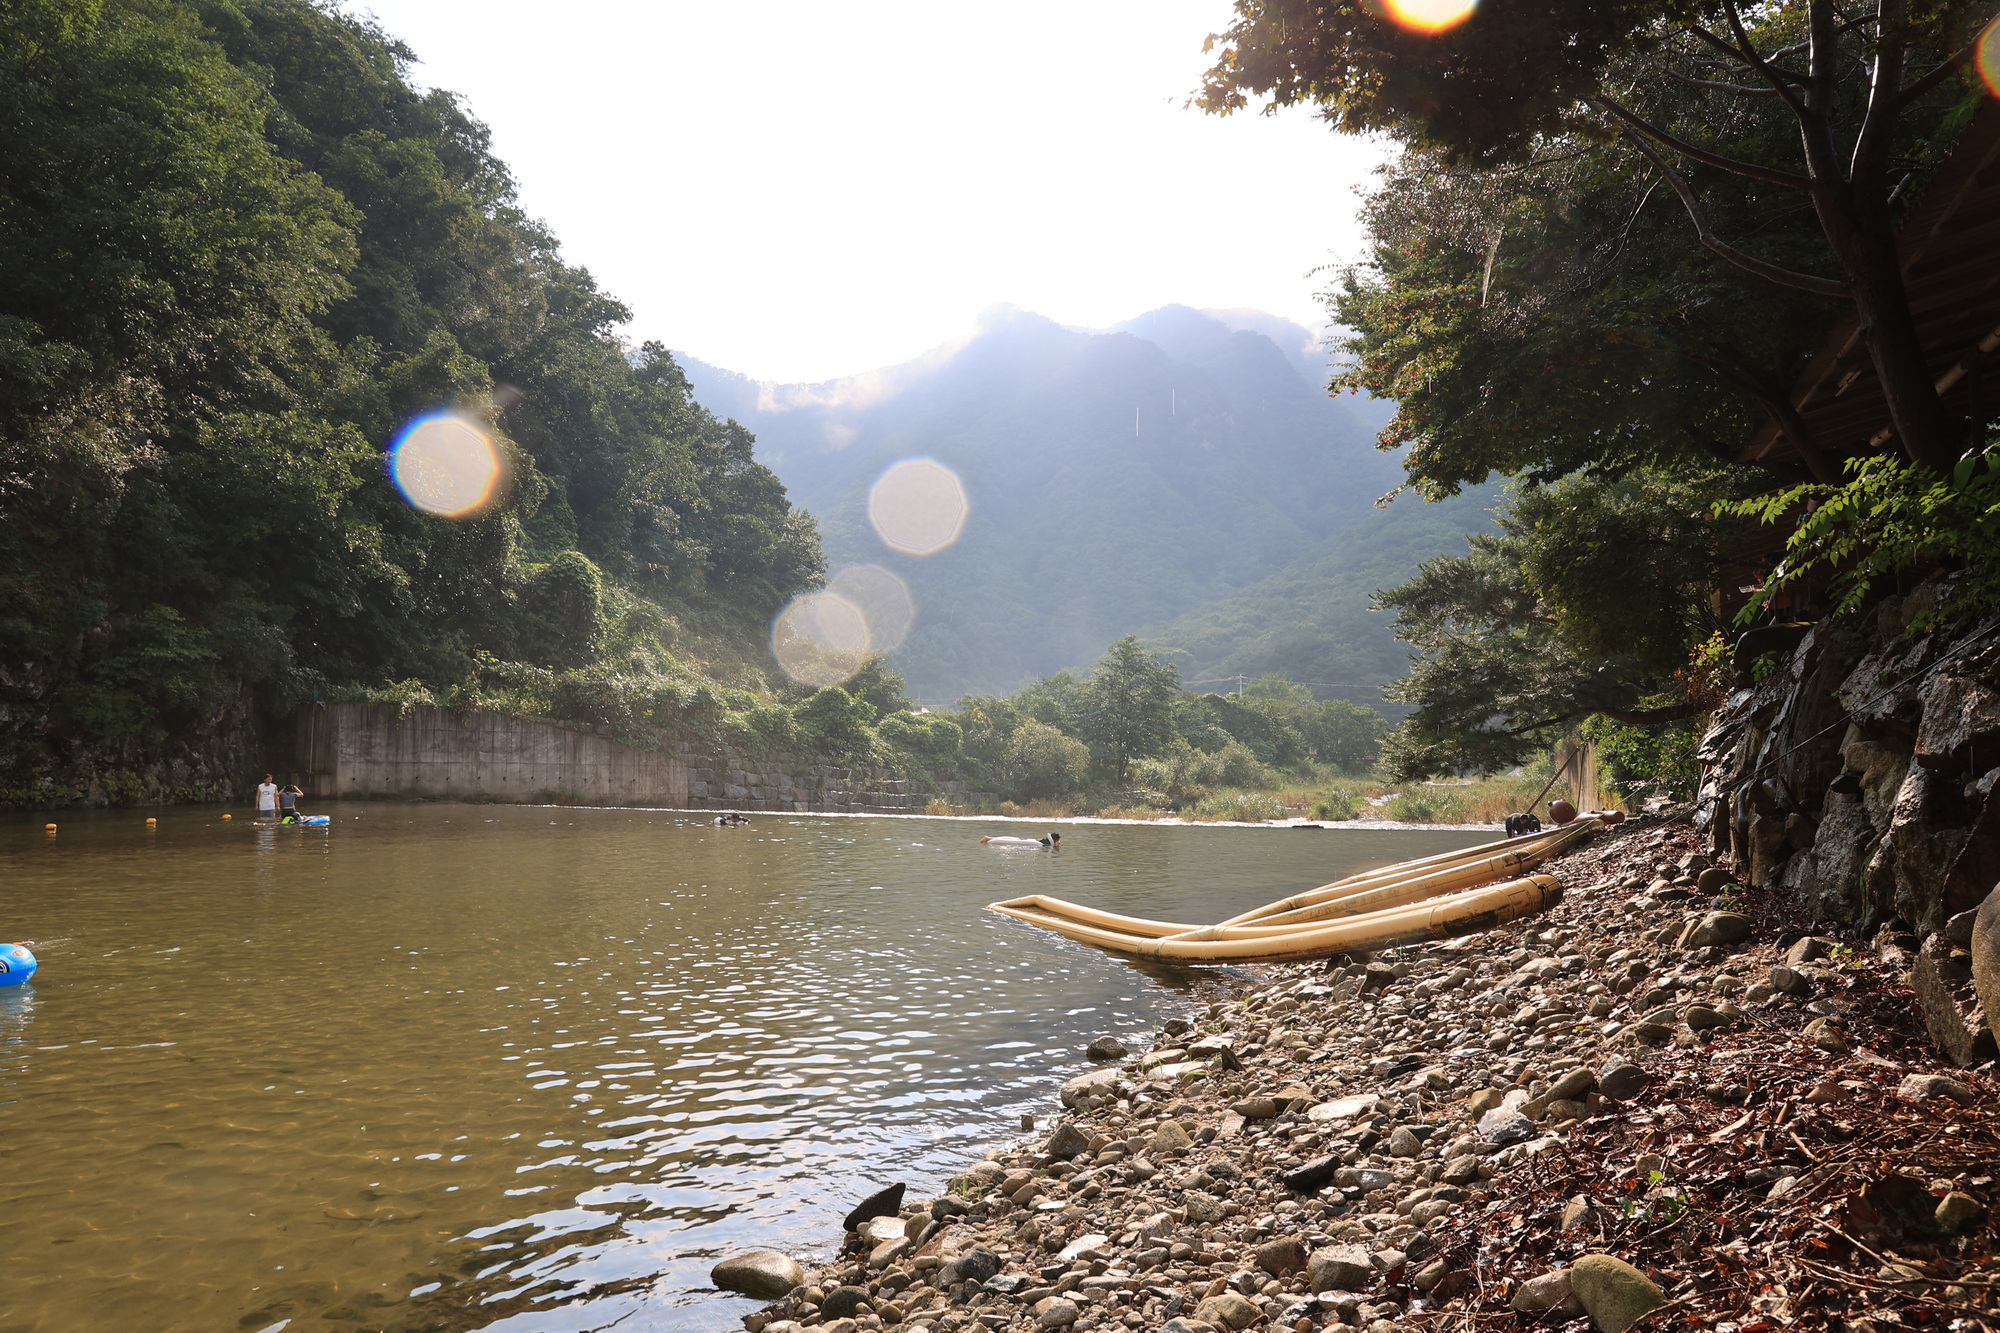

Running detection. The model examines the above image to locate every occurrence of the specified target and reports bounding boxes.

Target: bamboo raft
[986,819,1597,964]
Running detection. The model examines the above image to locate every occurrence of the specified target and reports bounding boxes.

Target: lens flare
[771,591,872,688]
[825,565,916,654]
[387,414,504,517]
[868,458,968,556]
[1381,0,1477,34]
[1978,14,2000,99]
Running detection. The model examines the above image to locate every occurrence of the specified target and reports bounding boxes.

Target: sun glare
[1978,14,2000,99]
[387,414,505,518]
[771,592,873,688]
[1381,0,1478,34]
[868,458,968,556]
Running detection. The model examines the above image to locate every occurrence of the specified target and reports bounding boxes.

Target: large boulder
[1307,1245,1373,1291]
[1570,1254,1665,1333]
[1975,885,2000,1047]
[1885,766,1975,933]
[1254,1236,1308,1275]
[1194,1294,1260,1330]
[1913,672,2000,773]
[1910,931,1997,1066]
[710,1250,805,1298]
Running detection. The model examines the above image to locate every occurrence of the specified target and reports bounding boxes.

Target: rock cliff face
[1694,574,2000,1064]
[0,681,254,808]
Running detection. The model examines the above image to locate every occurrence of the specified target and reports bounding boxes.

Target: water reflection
[0,808,1485,1332]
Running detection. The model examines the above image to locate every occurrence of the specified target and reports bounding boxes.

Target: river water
[0,805,1487,1333]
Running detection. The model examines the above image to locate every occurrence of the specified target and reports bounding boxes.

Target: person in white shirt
[255,774,278,818]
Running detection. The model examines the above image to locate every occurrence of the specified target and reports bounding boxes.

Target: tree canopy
[1204,0,1997,473]
[1,0,821,793]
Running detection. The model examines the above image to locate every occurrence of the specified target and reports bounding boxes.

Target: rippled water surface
[0,806,1488,1333]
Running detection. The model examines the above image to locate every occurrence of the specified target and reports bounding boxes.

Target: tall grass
[1182,791,1288,823]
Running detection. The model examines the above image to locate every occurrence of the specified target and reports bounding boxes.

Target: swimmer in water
[980,831,1060,848]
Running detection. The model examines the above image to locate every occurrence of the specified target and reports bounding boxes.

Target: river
[0,805,1488,1333]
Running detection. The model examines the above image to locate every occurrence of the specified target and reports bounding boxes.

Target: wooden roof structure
[1742,100,2000,470]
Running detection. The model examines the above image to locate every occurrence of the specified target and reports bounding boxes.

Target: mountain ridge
[680,305,1477,703]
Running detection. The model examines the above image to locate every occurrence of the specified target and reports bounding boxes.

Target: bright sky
[348,1,1391,384]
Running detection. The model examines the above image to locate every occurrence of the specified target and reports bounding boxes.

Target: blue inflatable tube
[0,943,37,987]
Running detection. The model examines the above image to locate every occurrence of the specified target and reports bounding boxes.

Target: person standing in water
[255,774,278,820]
[277,781,303,822]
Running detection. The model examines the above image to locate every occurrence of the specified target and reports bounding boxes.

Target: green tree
[793,687,875,761]
[1080,636,1182,776]
[843,654,912,718]
[1202,0,1993,473]
[1004,720,1092,799]
[1326,134,1845,495]
[1374,471,1740,776]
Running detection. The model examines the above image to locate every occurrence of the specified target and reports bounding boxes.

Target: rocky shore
[718,815,1998,1333]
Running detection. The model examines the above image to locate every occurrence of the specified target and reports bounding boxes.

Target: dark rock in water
[821,1286,872,1319]
[710,1249,806,1298]
[1086,1035,1129,1062]
[1279,1154,1342,1195]
[841,1182,905,1232]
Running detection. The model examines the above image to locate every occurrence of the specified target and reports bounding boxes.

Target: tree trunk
[1833,213,1956,473]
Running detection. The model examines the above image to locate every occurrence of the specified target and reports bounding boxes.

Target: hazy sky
[348,1,1390,383]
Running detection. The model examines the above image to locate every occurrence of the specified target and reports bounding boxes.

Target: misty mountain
[681,305,1449,701]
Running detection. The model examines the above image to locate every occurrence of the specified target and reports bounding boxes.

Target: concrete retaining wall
[297,704,688,806]
[294,704,996,813]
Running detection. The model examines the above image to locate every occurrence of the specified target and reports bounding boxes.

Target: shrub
[1383,787,1470,824]
[1312,790,1358,821]
[1185,791,1286,822]
[878,711,964,762]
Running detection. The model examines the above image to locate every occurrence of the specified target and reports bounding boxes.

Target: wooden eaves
[1742,100,2000,472]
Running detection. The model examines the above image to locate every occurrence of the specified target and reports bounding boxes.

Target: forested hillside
[1144,486,1502,712]
[683,305,1405,699]
[0,0,821,803]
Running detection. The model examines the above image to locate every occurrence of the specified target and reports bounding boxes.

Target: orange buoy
[221,813,232,820]
[44,822,56,831]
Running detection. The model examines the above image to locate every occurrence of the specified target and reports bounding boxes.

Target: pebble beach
[719,815,2000,1333]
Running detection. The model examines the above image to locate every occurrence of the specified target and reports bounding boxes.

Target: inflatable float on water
[986,819,1598,964]
[281,815,331,826]
[0,943,37,987]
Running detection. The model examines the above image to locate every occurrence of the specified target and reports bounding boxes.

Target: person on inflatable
[277,781,306,824]
[980,831,1060,848]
